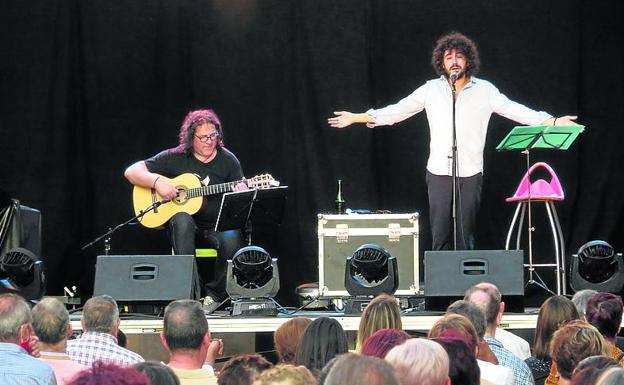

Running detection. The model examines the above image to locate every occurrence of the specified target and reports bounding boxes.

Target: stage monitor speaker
[424,250,524,312]
[1,202,42,261]
[93,255,197,304]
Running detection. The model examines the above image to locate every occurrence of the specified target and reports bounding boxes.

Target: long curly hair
[431,31,480,78]
[178,109,224,154]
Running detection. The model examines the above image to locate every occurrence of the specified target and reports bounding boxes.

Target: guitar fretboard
[185,181,237,199]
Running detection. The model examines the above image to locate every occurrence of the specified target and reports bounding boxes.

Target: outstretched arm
[327,111,373,128]
[124,161,178,200]
[541,115,579,126]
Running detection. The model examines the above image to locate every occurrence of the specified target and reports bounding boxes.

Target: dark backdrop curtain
[1,0,622,304]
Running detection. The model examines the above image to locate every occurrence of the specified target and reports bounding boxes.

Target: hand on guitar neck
[155,176,248,202]
[232,178,249,192]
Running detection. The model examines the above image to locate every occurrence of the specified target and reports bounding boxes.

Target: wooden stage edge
[68,312,539,362]
[74,312,539,334]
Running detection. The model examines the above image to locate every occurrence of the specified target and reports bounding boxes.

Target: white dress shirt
[478,358,515,385]
[495,328,532,360]
[367,76,552,177]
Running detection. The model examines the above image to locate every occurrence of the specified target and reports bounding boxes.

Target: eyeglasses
[194,132,220,143]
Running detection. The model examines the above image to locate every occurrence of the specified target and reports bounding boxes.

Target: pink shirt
[39,352,88,385]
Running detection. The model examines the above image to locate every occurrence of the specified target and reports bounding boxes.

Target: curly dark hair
[178,109,224,154]
[431,32,480,78]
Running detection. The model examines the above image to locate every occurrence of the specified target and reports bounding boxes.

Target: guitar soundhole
[173,188,188,205]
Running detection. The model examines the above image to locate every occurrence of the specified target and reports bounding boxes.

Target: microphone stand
[451,75,458,250]
[81,200,167,255]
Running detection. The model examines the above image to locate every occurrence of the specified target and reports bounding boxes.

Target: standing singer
[329,31,578,250]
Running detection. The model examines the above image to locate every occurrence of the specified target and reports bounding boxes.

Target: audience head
[585,292,623,341]
[31,297,71,345]
[432,334,479,385]
[570,355,619,385]
[253,364,316,385]
[446,300,487,341]
[317,356,339,385]
[464,283,502,329]
[549,320,609,381]
[533,295,579,359]
[162,299,209,352]
[323,353,399,385]
[355,293,402,351]
[134,361,180,385]
[0,293,32,344]
[428,313,479,350]
[218,353,273,385]
[595,367,624,385]
[294,317,348,375]
[571,289,598,318]
[386,338,450,385]
[82,295,120,335]
[68,361,150,385]
[361,328,411,359]
[274,317,312,364]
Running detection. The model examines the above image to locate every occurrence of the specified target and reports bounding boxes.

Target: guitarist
[124,109,248,303]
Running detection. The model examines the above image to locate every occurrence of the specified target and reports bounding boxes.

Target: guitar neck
[186,181,237,199]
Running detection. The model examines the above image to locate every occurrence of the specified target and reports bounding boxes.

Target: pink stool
[505,162,567,295]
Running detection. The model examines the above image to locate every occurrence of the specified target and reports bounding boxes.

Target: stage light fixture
[0,247,46,301]
[570,240,624,293]
[225,245,279,316]
[343,243,398,313]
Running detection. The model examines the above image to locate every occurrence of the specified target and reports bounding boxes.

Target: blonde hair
[385,338,449,385]
[253,364,316,385]
[355,294,402,352]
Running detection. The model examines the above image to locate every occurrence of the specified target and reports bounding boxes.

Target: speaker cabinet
[93,255,198,303]
[424,250,524,312]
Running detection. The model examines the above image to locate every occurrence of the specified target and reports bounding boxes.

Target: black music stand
[215,190,257,234]
[215,187,288,244]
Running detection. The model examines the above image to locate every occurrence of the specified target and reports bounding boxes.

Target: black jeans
[169,212,244,300]
[426,171,482,251]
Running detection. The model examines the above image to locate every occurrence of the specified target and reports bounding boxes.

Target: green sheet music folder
[496,125,584,151]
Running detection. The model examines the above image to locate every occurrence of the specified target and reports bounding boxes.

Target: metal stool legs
[505,200,566,295]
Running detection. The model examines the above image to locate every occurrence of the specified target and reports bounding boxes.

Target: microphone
[450,71,460,84]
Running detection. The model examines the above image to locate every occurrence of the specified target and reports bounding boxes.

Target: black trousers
[169,212,244,301]
[426,171,482,251]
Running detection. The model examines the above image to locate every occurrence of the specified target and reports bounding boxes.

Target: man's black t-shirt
[144,146,244,228]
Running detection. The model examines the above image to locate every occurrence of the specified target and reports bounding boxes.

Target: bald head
[465,284,502,328]
[32,298,70,344]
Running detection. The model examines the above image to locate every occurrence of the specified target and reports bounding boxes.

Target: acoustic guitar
[132,173,278,228]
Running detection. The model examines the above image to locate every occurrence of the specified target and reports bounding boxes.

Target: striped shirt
[0,342,57,385]
[67,332,144,367]
[485,336,535,385]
